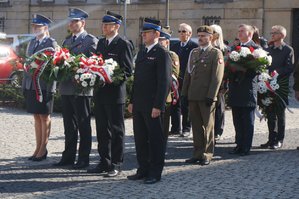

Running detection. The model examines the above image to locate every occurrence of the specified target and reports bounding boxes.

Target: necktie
[33,40,39,52]
[181,42,185,47]
[72,35,77,43]
[200,48,204,54]
[106,39,109,46]
[145,47,148,53]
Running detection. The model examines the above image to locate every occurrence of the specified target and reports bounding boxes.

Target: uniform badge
[147,57,155,60]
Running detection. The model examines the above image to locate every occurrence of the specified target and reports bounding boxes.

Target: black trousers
[133,110,165,179]
[232,107,255,153]
[170,95,191,133]
[214,93,225,136]
[267,107,286,144]
[61,95,92,163]
[94,103,125,171]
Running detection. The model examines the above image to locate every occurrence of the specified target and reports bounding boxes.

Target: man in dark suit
[53,8,98,169]
[170,23,198,137]
[87,11,133,177]
[228,24,259,156]
[127,18,172,184]
[260,25,294,149]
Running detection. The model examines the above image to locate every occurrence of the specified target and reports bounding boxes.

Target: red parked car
[0,45,23,87]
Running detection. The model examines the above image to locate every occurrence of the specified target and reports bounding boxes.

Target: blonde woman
[210,24,228,141]
[22,14,57,161]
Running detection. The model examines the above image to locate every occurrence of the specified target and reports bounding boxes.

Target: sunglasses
[178,30,187,33]
[270,32,280,35]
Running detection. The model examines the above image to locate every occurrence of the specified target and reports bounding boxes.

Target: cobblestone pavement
[1,98,299,199]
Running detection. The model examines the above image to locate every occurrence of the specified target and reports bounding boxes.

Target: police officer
[158,26,180,146]
[22,14,57,161]
[54,8,98,169]
[127,18,172,184]
[182,25,224,166]
[87,11,133,177]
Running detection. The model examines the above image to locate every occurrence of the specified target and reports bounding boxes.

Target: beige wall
[1,0,299,47]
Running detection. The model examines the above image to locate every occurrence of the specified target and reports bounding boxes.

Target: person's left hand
[151,108,161,118]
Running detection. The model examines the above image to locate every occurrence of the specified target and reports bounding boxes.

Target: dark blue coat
[132,43,172,112]
[94,35,133,104]
[170,39,198,89]
[228,40,260,107]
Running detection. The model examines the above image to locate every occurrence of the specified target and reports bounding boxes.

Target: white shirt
[106,33,118,45]
[145,41,158,53]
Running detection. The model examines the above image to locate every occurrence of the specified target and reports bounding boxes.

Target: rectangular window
[0,0,10,7]
[38,0,55,3]
[203,16,221,25]
[0,17,5,32]
[195,0,233,3]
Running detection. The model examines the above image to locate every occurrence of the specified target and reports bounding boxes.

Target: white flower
[252,48,268,59]
[239,47,251,57]
[74,74,80,80]
[266,55,272,65]
[229,51,240,61]
[81,81,88,87]
[258,82,267,94]
[90,81,95,86]
[261,98,272,106]
[258,73,270,82]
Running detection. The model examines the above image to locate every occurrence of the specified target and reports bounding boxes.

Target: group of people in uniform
[22,7,299,184]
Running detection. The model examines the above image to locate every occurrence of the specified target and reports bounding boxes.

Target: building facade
[1,0,299,60]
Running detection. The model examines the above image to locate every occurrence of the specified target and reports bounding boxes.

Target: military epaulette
[191,48,200,54]
[86,34,96,39]
[47,37,56,42]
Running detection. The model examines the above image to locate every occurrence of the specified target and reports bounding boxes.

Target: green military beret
[197,25,213,34]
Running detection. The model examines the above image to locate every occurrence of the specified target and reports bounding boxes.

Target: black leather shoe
[200,159,210,166]
[127,173,147,180]
[229,146,241,154]
[297,147,299,150]
[87,165,108,174]
[185,158,201,164]
[73,161,89,169]
[32,150,47,161]
[144,177,160,184]
[260,141,270,149]
[28,155,36,161]
[53,160,74,167]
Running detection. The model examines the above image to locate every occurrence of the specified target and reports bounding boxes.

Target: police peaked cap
[159,26,172,39]
[102,11,123,25]
[68,8,89,20]
[141,18,161,32]
[31,14,52,26]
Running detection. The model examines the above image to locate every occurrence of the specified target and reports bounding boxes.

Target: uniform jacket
[181,45,224,101]
[294,62,299,91]
[166,50,180,103]
[94,35,133,104]
[171,39,198,88]
[227,40,260,107]
[58,31,98,96]
[22,37,57,93]
[131,43,172,112]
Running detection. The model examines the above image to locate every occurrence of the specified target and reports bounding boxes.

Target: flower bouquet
[44,47,76,82]
[225,46,272,82]
[74,54,124,91]
[257,70,291,119]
